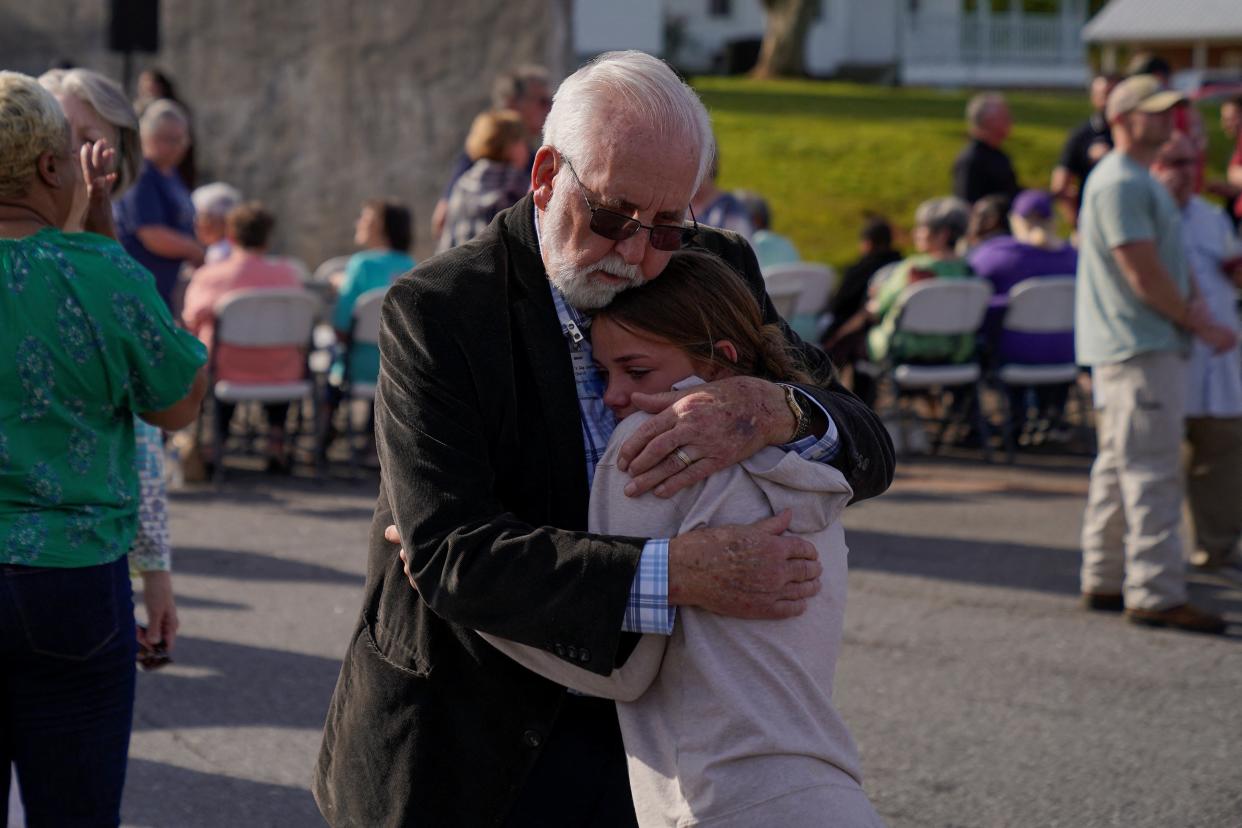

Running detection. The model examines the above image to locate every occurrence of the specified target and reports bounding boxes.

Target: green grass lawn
[694,76,1234,270]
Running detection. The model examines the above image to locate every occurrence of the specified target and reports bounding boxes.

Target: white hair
[542,50,713,190]
[0,71,70,198]
[966,92,1007,130]
[914,196,971,245]
[139,97,190,136]
[191,181,243,219]
[39,67,142,195]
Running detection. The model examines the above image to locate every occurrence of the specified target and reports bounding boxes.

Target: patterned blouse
[0,228,206,568]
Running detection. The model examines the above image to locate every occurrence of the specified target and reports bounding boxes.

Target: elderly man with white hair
[113,98,203,307]
[952,91,1020,205]
[190,181,243,264]
[314,51,893,827]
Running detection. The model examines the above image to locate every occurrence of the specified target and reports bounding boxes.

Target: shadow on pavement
[173,546,364,586]
[849,529,1242,629]
[123,758,321,827]
[133,635,343,732]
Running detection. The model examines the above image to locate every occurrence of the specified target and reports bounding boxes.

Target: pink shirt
[182,251,307,383]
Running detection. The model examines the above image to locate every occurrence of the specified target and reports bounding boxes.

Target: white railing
[905,13,1081,67]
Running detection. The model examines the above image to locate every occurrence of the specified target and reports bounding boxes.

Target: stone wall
[1,1,572,265]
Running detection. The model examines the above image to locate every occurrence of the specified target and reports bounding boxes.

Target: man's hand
[139,570,179,653]
[1197,322,1239,354]
[618,376,796,499]
[668,511,821,619]
[1185,298,1240,354]
[385,524,420,591]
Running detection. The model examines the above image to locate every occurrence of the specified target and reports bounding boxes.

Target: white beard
[541,189,644,311]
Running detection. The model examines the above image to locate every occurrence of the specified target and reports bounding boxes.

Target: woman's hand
[139,570,180,653]
[80,139,118,238]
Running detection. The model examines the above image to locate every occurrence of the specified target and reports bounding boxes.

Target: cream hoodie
[483,411,884,827]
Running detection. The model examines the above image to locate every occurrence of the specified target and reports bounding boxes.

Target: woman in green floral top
[0,71,206,825]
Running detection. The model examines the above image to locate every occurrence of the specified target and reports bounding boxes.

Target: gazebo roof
[1083,0,1242,43]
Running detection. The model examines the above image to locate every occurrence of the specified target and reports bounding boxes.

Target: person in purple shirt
[969,189,1078,364]
[113,99,203,309]
[969,189,1079,437]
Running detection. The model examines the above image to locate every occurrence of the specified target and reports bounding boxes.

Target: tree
[750,0,816,79]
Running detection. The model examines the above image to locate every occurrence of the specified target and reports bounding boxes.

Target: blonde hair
[39,68,141,196]
[464,109,525,162]
[0,71,70,198]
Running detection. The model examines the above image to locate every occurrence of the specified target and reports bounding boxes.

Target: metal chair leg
[974,381,994,464]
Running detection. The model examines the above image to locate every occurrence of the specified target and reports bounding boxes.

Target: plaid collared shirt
[549,285,675,634]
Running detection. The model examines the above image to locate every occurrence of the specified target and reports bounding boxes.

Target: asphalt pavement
[24,451,1236,828]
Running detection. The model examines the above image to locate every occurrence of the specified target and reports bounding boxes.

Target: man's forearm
[1113,240,1191,324]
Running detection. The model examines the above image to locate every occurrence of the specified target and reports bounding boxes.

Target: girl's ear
[714,339,739,365]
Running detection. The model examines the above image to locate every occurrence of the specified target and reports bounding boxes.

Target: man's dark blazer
[314,194,894,827]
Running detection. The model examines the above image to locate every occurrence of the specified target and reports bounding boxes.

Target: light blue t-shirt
[330,248,414,385]
[1074,151,1190,366]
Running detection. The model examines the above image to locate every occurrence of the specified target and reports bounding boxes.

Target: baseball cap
[1010,189,1053,220]
[1106,74,1185,123]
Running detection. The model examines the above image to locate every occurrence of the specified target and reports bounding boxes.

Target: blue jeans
[0,555,137,827]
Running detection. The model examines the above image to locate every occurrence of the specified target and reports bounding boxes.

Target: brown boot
[1125,604,1226,635]
[1082,592,1124,612]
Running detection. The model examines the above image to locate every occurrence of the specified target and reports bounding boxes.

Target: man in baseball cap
[1076,72,1236,635]
[1105,73,1185,123]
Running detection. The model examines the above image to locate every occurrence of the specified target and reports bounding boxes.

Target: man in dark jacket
[952,92,1020,206]
[315,50,894,828]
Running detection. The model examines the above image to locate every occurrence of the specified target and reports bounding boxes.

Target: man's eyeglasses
[560,155,697,252]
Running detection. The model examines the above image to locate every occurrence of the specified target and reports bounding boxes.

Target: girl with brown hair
[482,249,883,826]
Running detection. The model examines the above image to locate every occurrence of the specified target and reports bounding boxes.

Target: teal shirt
[867,254,976,364]
[1074,151,1190,366]
[1,228,207,568]
[330,249,414,385]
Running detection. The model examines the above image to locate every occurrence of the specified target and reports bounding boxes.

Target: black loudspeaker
[108,0,160,53]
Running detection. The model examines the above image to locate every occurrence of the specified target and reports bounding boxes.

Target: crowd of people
[1,42,1240,827]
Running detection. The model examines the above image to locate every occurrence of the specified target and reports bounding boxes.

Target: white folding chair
[206,288,321,482]
[763,262,837,340]
[764,274,804,319]
[311,255,352,284]
[858,279,994,460]
[993,276,1083,462]
[304,254,352,309]
[336,286,388,470]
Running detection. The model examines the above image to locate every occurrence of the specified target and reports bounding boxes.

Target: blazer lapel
[503,196,591,526]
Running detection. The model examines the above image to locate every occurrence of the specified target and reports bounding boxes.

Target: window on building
[709,0,732,17]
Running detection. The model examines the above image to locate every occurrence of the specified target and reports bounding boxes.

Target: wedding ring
[674,448,693,469]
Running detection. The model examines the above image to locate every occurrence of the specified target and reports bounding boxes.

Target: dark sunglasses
[560,155,697,252]
[1158,156,1197,169]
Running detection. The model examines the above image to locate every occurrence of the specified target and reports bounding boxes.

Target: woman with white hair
[38,68,142,207]
[40,65,190,676]
[191,181,243,264]
[113,97,204,308]
[866,195,976,364]
[0,71,207,825]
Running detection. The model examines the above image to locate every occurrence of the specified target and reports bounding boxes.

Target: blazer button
[522,729,542,749]
[553,643,565,657]
[565,645,578,660]
[578,648,591,663]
